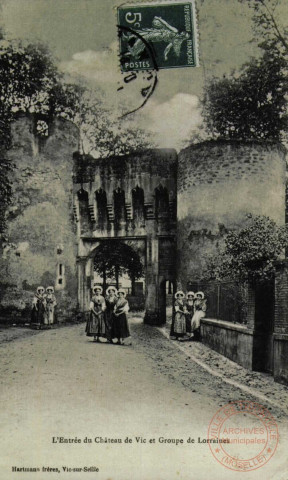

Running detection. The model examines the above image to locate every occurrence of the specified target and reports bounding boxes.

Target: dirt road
[1,315,287,480]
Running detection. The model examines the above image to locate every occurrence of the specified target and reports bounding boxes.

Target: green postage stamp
[118,0,198,72]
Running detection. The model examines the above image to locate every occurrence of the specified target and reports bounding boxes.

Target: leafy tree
[205,214,288,283]
[0,37,151,156]
[0,38,79,240]
[93,241,144,291]
[94,241,144,292]
[0,40,66,136]
[59,84,152,157]
[203,50,288,141]
[0,41,57,109]
[239,0,288,58]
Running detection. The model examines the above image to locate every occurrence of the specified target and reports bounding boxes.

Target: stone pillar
[158,276,167,324]
[77,257,91,313]
[246,282,256,331]
[144,236,161,325]
[274,262,288,385]
[243,282,256,371]
[77,258,86,312]
[247,281,275,373]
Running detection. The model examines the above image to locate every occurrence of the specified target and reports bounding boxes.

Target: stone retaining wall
[200,318,254,370]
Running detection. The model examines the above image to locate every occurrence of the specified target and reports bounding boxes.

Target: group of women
[170,290,206,341]
[30,283,205,343]
[31,286,57,329]
[86,285,131,345]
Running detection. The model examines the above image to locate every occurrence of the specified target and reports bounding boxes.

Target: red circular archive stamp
[207,401,279,472]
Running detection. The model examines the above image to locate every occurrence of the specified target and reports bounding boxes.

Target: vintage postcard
[0,0,288,479]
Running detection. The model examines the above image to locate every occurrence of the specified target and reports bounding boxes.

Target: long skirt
[112,313,130,339]
[104,308,114,341]
[86,311,106,337]
[170,311,186,337]
[31,305,45,328]
[44,305,56,325]
[185,312,192,334]
[173,311,186,335]
[191,310,205,331]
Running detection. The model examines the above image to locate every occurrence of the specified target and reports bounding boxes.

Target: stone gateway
[73,149,177,325]
[1,116,288,385]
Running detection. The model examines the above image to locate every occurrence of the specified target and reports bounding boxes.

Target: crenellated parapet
[72,149,177,238]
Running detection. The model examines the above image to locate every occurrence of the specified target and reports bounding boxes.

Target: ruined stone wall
[177,141,287,288]
[0,115,79,320]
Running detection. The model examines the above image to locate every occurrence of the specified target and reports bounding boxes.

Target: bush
[205,214,288,283]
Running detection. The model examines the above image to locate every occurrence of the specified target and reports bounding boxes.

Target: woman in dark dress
[105,286,118,343]
[31,286,46,329]
[86,285,106,342]
[112,289,130,345]
[170,291,186,340]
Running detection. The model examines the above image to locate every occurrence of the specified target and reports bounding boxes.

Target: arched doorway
[77,235,176,323]
[92,240,145,310]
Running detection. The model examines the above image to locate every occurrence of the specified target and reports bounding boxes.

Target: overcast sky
[1,0,286,149]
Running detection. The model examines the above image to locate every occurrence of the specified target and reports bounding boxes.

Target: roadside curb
[157,326,288,415]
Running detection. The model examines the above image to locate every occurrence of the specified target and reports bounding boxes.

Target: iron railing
[187,281,248,324]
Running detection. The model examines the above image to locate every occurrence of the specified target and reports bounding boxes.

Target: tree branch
[261,0,288,52]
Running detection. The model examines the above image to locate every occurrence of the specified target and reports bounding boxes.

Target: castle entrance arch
[93,240,144,293]
[92,239,145,310]
[76,235,176,324]
[73,150,177,325]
